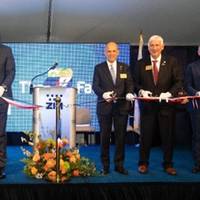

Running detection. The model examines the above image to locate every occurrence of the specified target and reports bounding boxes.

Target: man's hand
[102,91,115,102]
[126,93,135,101]
[159,92,172,102]
[139,89,152,98]
[0,86,5,97]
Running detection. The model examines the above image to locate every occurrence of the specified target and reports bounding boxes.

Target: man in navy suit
[92,42,134,175]
[185,46,200,173]
[134,35,183,175]
[0,43,15,179]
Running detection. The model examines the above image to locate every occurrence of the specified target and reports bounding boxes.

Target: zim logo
[45,94,63,110]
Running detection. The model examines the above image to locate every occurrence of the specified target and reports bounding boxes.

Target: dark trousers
[139,108,175,168]
[0,101,8,170]
[190,111,200,167]
[98,113,128,169]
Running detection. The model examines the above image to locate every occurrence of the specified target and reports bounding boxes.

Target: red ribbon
[1,97,42,110]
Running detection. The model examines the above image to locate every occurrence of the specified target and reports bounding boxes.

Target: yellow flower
[30,166,38,175]
[32,152,40,162]
[60,159,70,174]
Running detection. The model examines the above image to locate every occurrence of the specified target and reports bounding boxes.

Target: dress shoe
[100,168,109,175]
[0,171,6,179]
[138,164,148,174]
[114,166,128,175]
[192,166,200,173]
[164,167,177,176]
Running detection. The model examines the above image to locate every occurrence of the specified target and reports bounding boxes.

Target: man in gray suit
[185,46,200,173]
[92,42,134,175]
[134,35,183,175]
[0,43,15,179]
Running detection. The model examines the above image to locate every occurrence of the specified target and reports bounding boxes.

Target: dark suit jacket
[134,55,183,114]
[92,61,134,115]
[0,44,15,98]
[186,59,200,95]
[185,59,200,110]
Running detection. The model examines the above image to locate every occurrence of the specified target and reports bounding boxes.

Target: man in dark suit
[185,46,200,173]
[92,41,134,175]
[0,43,15,179]
[134,35,183,175]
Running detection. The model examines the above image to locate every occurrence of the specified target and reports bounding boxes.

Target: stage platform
[1,145,200,200]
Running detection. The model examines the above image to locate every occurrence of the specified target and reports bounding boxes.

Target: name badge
[145,65,152,70]
[120,73,127,79]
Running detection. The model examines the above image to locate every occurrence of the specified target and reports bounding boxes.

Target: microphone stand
[29,62,58,94]
[55,96,61,183]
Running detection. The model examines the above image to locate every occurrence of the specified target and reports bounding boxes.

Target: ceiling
[0,0,199,45]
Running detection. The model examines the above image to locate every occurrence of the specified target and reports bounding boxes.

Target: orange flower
[30,166,38,175]
[48,171,56,182]
[43,152,56,160]
[69,155,76,163]
[58,138,69,148]
[75,154,81,160]
[72,169,80,176]
[66,151,73,158]
[36,141,46,150]
[43,159,56,171]
[61,175,69,182]
[32,152,40,162]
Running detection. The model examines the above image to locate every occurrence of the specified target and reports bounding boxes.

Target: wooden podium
[32,86,76,148]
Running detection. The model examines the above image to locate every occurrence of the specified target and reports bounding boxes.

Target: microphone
[29,62,58,94]
[48,62,58,70]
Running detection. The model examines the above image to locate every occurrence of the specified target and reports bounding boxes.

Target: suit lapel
[157,56,167,84]
[116,62,125,85]
[115,62,120,85]
[102,62,115,85]
[144,58,154,84]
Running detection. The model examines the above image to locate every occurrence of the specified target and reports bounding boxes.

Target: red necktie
[152,60,158,84]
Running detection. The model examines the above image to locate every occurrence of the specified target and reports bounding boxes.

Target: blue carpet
[0,145,199,184]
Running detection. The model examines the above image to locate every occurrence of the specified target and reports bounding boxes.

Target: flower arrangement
[21,132,98,183]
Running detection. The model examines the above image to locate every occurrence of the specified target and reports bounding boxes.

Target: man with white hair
[134,35,183,175]
[185,45,200,173]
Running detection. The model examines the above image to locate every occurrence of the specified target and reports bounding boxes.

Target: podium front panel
[33,86,76,148]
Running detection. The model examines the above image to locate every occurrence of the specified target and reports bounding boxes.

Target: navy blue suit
[185,59,200,167]
[135,55,183,168]
[0,44,15,170]
[92,61,134,169]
